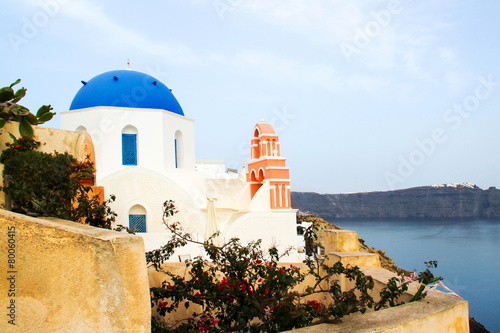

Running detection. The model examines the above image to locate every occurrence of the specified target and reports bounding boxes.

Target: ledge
[285,292,468,333]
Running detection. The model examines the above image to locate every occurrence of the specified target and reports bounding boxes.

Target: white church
[61,69,301,261]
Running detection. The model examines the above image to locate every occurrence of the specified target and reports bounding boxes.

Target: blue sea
[323,217,500,333]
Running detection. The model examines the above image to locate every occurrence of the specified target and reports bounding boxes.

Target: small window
[297,226,305,235]
[129,214,146,233]
[174,130,183,168]
[122,134,137,165]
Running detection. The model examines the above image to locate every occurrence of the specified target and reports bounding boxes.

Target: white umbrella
[205,197,221,246]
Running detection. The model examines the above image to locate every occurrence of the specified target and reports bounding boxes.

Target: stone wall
[0,123,96,165]
[0,209,150,332]
[286,292,469,333]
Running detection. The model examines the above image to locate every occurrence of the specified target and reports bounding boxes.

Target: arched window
[257,168,265,182]
[122,125,138,166]
[129,204,147,233]
[174,130,183,168]
[76,125,87,133]
[252,128,261,159]
[271,139,279,156]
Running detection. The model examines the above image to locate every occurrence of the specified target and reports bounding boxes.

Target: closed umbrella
[205,197,221,246]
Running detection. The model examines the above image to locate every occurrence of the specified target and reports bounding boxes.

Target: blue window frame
[122,134,137,165]
[129,214,146,233]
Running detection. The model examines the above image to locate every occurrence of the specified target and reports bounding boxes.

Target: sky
[3,0,500,194]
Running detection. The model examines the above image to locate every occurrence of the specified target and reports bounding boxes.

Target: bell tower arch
[246,122,291,209]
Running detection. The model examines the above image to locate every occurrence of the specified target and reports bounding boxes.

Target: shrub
[1,135,117,229]
[147,201,442,332]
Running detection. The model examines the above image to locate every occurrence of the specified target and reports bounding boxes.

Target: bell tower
[246,122,291,209]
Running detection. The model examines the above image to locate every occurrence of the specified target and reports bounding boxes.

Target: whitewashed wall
[61,106,195,181]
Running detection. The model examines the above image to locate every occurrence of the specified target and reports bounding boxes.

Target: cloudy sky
[3,0,500,193]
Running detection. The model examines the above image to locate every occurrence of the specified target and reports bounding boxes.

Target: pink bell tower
[246,122,291,209]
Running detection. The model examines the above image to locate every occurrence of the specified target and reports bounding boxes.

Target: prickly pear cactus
[0,79,55,138]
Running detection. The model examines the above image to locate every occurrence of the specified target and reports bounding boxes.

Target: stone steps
[322,229,380,269]
[328,251,380,268]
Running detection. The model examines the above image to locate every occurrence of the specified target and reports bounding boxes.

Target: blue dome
[69,70,184,115]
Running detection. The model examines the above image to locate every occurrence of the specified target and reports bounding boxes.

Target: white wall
[61,106,195,181]
[222,210,300,262]
[99,168,206,234]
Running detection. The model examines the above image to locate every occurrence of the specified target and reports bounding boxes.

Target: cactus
[0,79,55,138]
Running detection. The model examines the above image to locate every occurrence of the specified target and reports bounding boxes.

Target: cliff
[292,183,500,219]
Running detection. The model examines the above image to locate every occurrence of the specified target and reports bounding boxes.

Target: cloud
[239,0,459,78]
[438,47,457,63]
[240,0,368,42]
[54,0,198,65]
[232,50,338,90]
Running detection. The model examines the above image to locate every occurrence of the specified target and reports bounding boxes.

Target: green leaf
[37,111,54,123]
[17,107,30,116]
[10,107,21,116]
[36,104,53,117]
[0,118,5,128]
[0,87,14,102]
[427,276,442,284]
[9,79,21,88]
[26,113,38,125]
[19,117,34,138]
[12,88,27,103]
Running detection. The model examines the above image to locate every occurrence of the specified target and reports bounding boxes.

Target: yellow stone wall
[321,229,359,252]
[0,122,95,162]
[0,209,151,333]
[286,292,469,333]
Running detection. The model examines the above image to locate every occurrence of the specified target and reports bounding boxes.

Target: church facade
[61,69,301,261]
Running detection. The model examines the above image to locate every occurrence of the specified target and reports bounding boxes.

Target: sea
[323,217,500,333]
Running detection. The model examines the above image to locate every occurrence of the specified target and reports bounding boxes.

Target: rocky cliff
[292,183,500,219]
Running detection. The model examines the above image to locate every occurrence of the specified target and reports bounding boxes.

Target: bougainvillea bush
[147,201,442,333]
